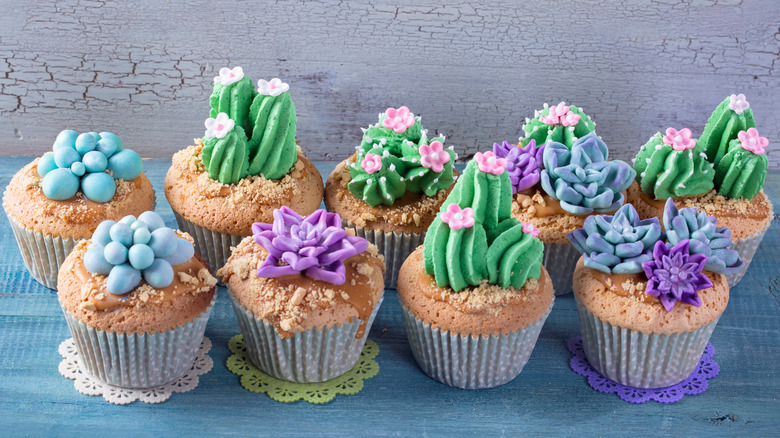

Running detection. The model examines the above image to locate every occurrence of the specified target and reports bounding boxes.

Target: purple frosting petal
[642,240,713,312]
[493,140,545,194]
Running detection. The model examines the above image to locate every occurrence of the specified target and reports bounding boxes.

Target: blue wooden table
[1,157,778,436]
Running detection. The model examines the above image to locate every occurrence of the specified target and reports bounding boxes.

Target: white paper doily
[58,336,213,405]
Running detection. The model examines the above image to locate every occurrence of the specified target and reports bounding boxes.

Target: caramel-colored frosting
[592,270,657,304]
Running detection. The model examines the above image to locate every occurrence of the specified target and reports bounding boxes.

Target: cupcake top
[219,208,385,338]
[520,101,596,149]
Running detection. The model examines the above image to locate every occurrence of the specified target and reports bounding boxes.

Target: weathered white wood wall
[1,0,779,167]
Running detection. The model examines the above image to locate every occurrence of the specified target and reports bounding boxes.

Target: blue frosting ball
[75,133,97,155]
[148,227,177,258]
[104,241,128,265]
[133,227,151,245]
[81,172,116,203]
[109,222,133,247]
[83,245,113,276]
[54,130,79,149]
[128,244,155,270]
[98,132,123,151]
[107,149,143,181]
[70,161,86,177]
[54,146,81,169]
[82,151,108,173]
[37,154,58,177]
[92,220,116,246]
[138,211,165,231]
[130,220,147,231]
[163,238,195,266]
[106,263,142,295]
[143,259,174,288]
[95,137,120,158]
[41,168,79,200]
[119,215,137,226]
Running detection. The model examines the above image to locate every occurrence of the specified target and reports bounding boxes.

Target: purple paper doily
[567,336,719,404]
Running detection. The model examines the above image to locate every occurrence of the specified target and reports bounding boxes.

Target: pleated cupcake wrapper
[725,222,769,287]
[575,300,719,389]
[542,242,580,296]
[4,203,80,290]
[400,300,554,389]
[342,220,423,290]
[173,211,245,277]
[228,289,384,383]
[60,293,216,389]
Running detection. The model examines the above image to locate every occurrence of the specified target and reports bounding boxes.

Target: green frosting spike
[361,119,423,156]
[209,76,255,135]
[486,218,543,289]
[441,161,512,230]
[246,91,298,179]
[699,95,756,167]
[347,148,406,207]
[520,103,595,149]
[715,138,768,200]
[422,217,488,292]
[201,126,249,184]
[632,133,714,199]
[401,135,457,196]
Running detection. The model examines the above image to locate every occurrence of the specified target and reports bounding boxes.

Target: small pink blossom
[474,151,507,175]
[361,153,382,174]
[441,203,475,230]
[418,140,450,173]
[738,128,768,155]
[662,127,696,151]
[381,106,415,133]
[539,102,580,126]
[522,222,540,238]
[561,110,581,127]
[728,94,750,115]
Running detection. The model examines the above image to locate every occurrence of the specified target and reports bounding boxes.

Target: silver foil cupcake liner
[400,301,553,389]
[173,211,245,276]
[725,222,769,287]
[228,289,384,383]
[60,293,216,388]
[542,242,580,296]
[575,300,719,389]
[342,220,423,290]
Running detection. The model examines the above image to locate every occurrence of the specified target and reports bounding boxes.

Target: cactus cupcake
[3,130,155,289]
[627,94,773,286]
[397,151,554,389]
[324,106,459,288]
[569,201,740,388]
[165,67,323,274]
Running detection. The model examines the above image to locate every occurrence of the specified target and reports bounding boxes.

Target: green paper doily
[226,334,380,404]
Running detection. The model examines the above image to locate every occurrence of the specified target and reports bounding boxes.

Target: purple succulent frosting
[493,140,545,193]
[642,240,713,312]
[252,207,369,285]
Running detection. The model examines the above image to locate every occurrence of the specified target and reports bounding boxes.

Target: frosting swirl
[347,148,407,206]
[714,135,768,200]
[209,68,255,135]
[632,131,714,199]
[441,160,512,230]
[246,89,298,179]
[201,117,249,185]
[520,102,595,149]
[699,94,756,167]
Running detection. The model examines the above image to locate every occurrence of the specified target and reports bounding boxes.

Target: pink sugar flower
[361,153,382,174]
[382,106,415,133]
[728,94,750,115]
[441,203,475,230]
[419,140,450,173]
[738,128,768,155]
[539,102,580,127]
[561,110,581,127]
[474,151,507,175]
[522,222,540,238]
[662,127,696,151]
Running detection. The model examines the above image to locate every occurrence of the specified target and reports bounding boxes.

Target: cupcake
[4,130,154,289]
[218,207,385,383]
[628,94,772,286]
[509,103,635,295]
[324,106,458,288]
[397,151,554,389]
[568,200,739,388]
[57,211,217,388]
[166,67,323,275]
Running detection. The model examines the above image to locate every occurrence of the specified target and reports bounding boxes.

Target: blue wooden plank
[0,157,778,436]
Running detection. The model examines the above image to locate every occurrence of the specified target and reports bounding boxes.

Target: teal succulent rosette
[520,102,596,149]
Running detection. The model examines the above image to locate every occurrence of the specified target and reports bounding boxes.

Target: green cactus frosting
[486,218,544,289]
[401,135,457,196]
[246,90,298,179]
[714,132,769,200]
[202,123,249,185]
[209,67,255,135]
[441,160,512,230]
[699,94,756,167]
[520,102,596,149]
[347,148,407,206]
[632,130,714,199]
[423,216,489,291]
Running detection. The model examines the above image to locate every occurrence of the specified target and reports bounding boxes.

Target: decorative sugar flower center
[214,66,244,86]
[539,102,581,126]
[662,127,696,151]
[521,222,540,238]
[738,127,768,155]
[441,203,475,230]
[381,106,415,133]
[418,140,450,173]
[474,151,507,175]
[361,153,383,174]
[257,78,290,96]
[204,113,235,139]
[642,240,712,312]
[728,93,750,114]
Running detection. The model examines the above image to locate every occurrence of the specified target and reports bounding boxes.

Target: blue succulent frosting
[662,199,744,274]
[567,203,663,274]
[37,130,143,203]
[540,133,635,215]
[83,211,195,295]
